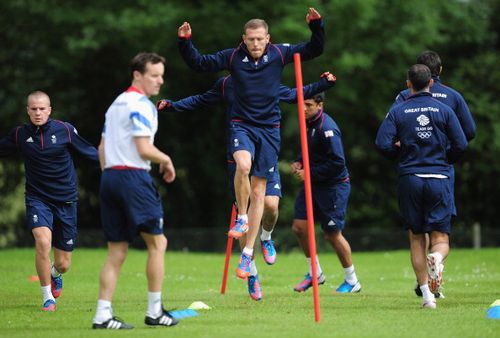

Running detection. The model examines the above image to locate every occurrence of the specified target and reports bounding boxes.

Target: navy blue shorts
[229,122,280,180]
[294,181,350,232]
[226,160,282,200]
[25,196,77,252]
[398,174,453,234]
[100,169,164,242]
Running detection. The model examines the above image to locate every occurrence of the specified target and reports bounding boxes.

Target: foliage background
[1,0,499,250]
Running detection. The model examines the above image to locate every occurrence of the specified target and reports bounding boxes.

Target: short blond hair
[243,19,268,34]
[27,91,50,105]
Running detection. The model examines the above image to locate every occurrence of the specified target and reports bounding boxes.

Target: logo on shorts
[274,183,281,190]
[66,239,74,245]
[233,138,239,147]
[51,135,57,144]
[328,220,336,226]
[33,214,38,223]
[159,218,164,230]
[268,166,275,172]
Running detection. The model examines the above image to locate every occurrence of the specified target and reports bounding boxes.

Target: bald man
[0,91,98,311]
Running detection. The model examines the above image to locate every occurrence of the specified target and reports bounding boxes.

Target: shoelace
[241,254,251,269]
[263,241,275,254]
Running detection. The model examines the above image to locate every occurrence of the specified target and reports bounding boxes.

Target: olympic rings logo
[417,131,432,139]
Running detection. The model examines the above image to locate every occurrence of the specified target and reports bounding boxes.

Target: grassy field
[0,248,498,338]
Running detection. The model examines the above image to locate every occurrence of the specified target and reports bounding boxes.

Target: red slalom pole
[294,53,321,323]
[220,203,237,294]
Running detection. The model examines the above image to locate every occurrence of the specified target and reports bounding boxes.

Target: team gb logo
[417,114,430,126]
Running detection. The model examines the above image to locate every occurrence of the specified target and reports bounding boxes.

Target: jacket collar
[240,42,271,61]
[307,109,324,126]
[27,118,52,133]
[407,91,432,100]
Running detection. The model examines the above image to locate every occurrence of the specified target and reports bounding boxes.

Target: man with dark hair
[395,52,475,141]
[177,7,325,282]
[157,71,336,300]
[376,64,468,309]
[394,51,476,298]
[92,52,178,329]
[0,91,99,311]
[290,91,361,294]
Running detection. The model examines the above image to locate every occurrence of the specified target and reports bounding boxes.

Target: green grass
[0,248,499,338]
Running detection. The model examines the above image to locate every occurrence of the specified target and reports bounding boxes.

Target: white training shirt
[102,87,158,170]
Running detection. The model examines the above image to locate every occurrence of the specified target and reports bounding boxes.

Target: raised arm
[177,21,232,72]
[282,7,325,63]
[279,72,336,103]
[157,78,225,113]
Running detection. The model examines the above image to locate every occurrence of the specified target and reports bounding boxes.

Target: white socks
[260,229,273,241]
[41,285,54,303]
[344,265,358,285]
[431,252,444,264]
[249,259,258,277]
[94,292,164,324]
[307,256,323,275]
[243,247,253,257]
[147,291,162,318]
[94,299,112,324]
[420,284,435,302]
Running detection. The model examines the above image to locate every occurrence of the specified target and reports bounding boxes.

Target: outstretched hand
[321,71,336,82]
[178,22,192,38]
[306,8,321,24]
[156,99,172,111]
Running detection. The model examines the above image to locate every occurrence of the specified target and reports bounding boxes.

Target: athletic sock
[93,299,112,324]
[41,285,55,303]
[243,247,254,257]
[344,265,358,285]
[237,214,248,223]
[51,263,62,278]
[260,229,273,241]
[250,259,258,276]
[420,284,435,302]
[146,291,162,318]
[431,252,444,264]
[307,256,323,276]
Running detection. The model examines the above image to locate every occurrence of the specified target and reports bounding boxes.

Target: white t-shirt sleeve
[129,100,154,138]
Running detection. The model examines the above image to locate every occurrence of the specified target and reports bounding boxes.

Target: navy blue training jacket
[178,19,324,127]
[296,110,349,184]
[376,92,467,176]
[394,76,476,141]
[0,119,99,203]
